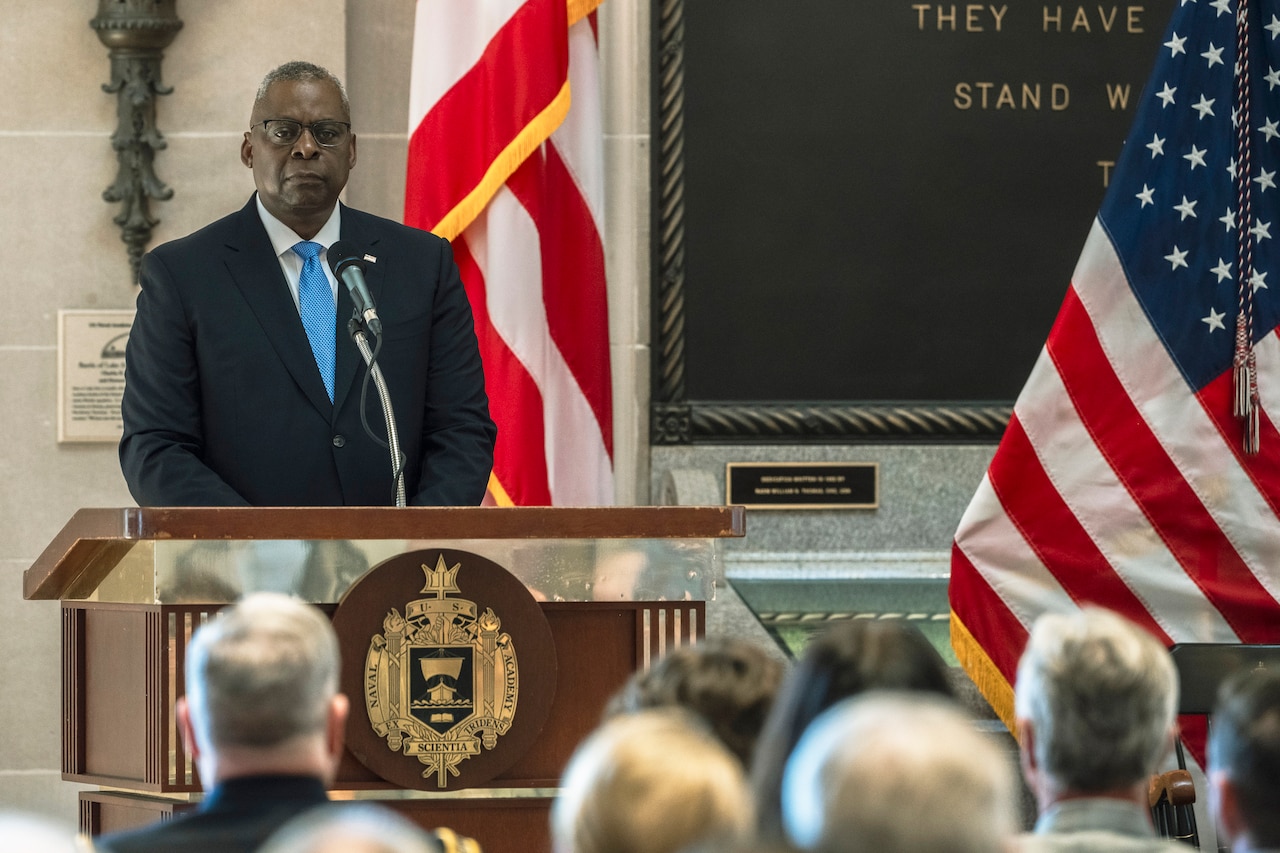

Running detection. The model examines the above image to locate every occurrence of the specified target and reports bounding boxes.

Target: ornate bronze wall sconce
[91,0,183,283]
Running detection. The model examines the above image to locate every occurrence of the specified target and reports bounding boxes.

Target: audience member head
[1014,606,1176,806]
[181,592,348,786]
[781,691,1017,853]
[552,708,753,853]
[606,636,785,765]
[261,803,455,853]
[0,812,85,853]
[1208,668,1280,851]
[750,619,954,838]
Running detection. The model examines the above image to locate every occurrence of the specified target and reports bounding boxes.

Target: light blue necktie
[292,241,336,402]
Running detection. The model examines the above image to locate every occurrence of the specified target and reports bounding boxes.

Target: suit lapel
[224,199,334,419]
[333,206,386,413]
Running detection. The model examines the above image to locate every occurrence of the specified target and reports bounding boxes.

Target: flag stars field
[1138,184,1156,206]
[1203,307,1227,331]
[1185,145,1209,168]
[1166,245,1190,269]
[1203,42,1226,67]
[1159,82,1178,106]
[1149,133,1167,156]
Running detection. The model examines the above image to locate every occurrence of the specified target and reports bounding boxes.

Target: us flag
[404,0,614,506]
[950,0,1280,743]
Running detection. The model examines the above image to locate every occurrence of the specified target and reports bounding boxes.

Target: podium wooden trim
[29,506,744,853]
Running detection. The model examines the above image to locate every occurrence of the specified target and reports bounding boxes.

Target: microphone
[327,240,382,336]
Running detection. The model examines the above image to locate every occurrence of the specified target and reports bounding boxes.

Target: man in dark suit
[120,61,496,507]
[95,592,348,853]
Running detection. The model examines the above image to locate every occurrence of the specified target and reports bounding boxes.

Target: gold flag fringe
[950,611,1017,736]
[431,81,572,242]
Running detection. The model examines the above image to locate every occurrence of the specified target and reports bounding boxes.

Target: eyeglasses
[252,119,351,148]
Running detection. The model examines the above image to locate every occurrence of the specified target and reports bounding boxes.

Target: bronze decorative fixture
[90,0,183,283]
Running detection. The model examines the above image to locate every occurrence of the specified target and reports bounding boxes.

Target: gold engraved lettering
[1098,160,1115,187]
[953,82,1069,110]
[1042,5,1146,33]
[1106,83,1131,110]
[913,4,1009,31]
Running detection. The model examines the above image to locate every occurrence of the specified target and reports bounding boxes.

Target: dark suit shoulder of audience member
[606,636,785,766]
[749,619,954,841]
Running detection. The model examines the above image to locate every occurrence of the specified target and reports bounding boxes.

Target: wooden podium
[23,506,745,852]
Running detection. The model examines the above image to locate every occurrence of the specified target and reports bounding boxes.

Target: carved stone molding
[91,0,183,283]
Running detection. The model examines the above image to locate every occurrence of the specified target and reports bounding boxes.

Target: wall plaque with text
[726,462,878,510]
[57,309,133,443]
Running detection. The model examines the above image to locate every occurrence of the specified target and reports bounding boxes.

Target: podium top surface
[25,506,746,602]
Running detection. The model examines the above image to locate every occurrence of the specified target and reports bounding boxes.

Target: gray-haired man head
[781,692,1018,853]
[1208,667,1280,853]
[1014,606,1184,852]
[96,592,349,853]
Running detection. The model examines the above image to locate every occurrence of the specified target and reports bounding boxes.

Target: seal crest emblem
[364,555,519,786]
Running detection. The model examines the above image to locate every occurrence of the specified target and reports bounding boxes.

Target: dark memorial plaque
[726,462,878,509]
[661,0,1176,415]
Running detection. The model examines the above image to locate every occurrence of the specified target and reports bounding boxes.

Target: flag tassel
[1234,314,1251,418]
[1234,316,1261,455]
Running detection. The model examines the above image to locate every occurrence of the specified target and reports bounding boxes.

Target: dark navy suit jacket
[119,197,496,507]
[94,775,328,853]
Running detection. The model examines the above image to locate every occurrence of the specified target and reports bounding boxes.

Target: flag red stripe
[1048,288,1280,642]
[504,145,613,453]
[405,0,568,232]
[453,236,553,505]
[988,414,1175,645]
[949,543,1029,682]
[1199,369,1280,518]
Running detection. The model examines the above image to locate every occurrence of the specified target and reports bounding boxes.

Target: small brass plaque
[726,462,878,510]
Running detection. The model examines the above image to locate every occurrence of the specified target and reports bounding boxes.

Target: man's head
[1209,668,1280,850]
[605,637,784,766]
[551,709,753,853]
[780,692,1017,853]
[241,61,356,240]
[1014,607,1177,803]
[180,592,348,785]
